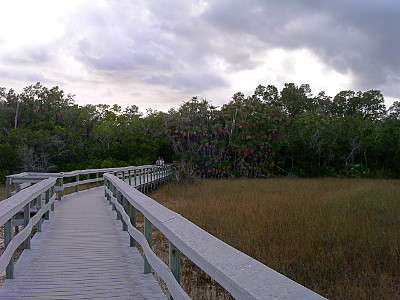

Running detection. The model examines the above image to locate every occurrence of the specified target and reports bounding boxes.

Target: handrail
[104,173,326,300]
[0,177,57,279]
[5,164,174,199]
[1,164,174,282]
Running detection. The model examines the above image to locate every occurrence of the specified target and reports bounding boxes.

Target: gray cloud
[1,0,399,110]
[202,0,400,93]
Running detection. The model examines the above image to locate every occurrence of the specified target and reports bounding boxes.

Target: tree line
[1,82,399,182]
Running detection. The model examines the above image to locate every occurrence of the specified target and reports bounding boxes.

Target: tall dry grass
[150,178,400,300]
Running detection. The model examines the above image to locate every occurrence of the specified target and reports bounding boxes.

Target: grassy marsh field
[150,178,400,299]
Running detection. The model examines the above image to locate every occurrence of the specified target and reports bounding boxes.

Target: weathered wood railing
[5,164,173,199]
[0,177,57,279]
[1,165,173,280]
[104,173,326,300]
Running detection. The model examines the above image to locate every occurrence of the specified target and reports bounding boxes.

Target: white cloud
[0,0,398,112]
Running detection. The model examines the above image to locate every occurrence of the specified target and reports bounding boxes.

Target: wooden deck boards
[0,188,166,300]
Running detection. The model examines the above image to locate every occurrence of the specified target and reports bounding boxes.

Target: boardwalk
[0,188,166,300]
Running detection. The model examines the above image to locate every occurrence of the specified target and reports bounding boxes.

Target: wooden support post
[116,191,121,219]
[130,205,136,247]
[104,178,107,198]
[36,195,42,232]
[122,196,127,231]
[169,242,181,283]
[5,177,11,198]
[75,175,79,192]
[107,181,111,204]
[57,177,63,201]
[128,170,132,186]
[111,184,116,211]
[134,170,137,187]
[86,173,90,190]
[169,241,181,299]
[139,169,142,191]
[50,186,55,211]
[4,219,14,279]
[144,217,152,274]
[96,173,99,187]
[24,203,31,249]
[146,168,149,193]
[44,189,50,220]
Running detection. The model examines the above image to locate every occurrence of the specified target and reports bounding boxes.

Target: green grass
[150,178,400,299]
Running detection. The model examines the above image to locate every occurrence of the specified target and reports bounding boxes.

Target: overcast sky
[0,0,399,111]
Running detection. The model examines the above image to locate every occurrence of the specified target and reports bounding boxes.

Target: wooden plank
[0,189,166,300]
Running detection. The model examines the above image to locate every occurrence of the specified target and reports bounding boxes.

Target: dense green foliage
[167,84,400,178]
[0,82,399,181]
[0,83,173,182]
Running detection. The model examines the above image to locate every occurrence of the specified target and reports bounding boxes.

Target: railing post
[86,173,90,190]
[146,168,149,193]
[4,219,14,279]
[116,191,122,220]
[104,178,107,198]
[107,180,111,205]
[24,203,31,249]
[139,169,142,191]
[128,170,132,186]
[36,195,42,232]
[150,167,154,191]
[57,177,63,200]
[111,184,116,211]
[130,205,136,247]
[44,189,50,220]
[144,217,152,274]
[5,176,11,198]
[96,172,99,187]
[134,169,137,187]
[75,174,79,192]
[169,242,181,283]
[122,195,127,231]
[50,186,55,211]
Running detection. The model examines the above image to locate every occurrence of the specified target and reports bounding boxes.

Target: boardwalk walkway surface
[0,188,166,300]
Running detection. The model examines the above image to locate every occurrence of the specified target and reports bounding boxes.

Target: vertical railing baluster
[96,172,99,187]
[107,181,111,205]
[134,169,137,188]
[75,174,79,192]
[4,219,14,279]
[86,173,90,190]
[151,167,154,190]
[144,217,152,274]
[122,195,127,231]
[168,241,181,300]
[111,184,116,211]
[128,170,132,186]
[104,178,107,198]
[130,205,136,247]
[116,191,122,220]
[169,242,181,283]
[36,195,42,232]
[50,186,55,211]
[24,202,31,249]
[57,177,63,200]
[44,189,50,220]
